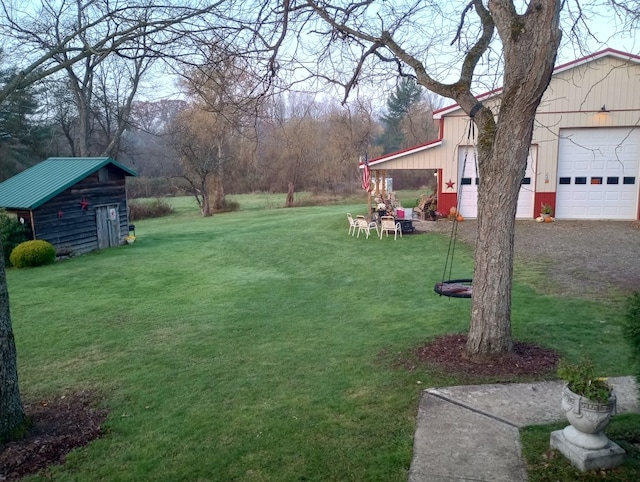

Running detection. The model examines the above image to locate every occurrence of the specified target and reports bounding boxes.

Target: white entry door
[457,146,537,218]
[556,128,639,220]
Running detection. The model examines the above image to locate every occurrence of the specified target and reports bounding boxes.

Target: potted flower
[125,234,136,244]
[540,203,553,218]
[556,358,616,450]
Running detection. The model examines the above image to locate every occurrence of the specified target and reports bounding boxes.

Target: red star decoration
[80,197,89,210]
[445,179,456,189]
[57,210,64,218]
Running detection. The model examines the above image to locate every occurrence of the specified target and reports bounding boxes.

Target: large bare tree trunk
[207,175,225,212]
[465,0,562,358]
[0,237,25,442]
[467,118,534,356]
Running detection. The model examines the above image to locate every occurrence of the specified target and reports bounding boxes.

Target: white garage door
[457,146,536,219]
[556,128,639,220]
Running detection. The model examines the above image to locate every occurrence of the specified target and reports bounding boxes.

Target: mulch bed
[0,391,108,481]
[391,333,560,383]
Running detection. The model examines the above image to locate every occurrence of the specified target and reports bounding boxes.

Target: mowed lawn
[7,196,632,481]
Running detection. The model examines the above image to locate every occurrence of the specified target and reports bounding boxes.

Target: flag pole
[362,153,373,218]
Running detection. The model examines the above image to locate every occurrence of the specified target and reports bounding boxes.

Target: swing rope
[434,120,475,298]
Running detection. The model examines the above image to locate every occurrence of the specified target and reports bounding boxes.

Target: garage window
[607,177,619,184]
[591,177,602,185]
[461,178,472,185]
[575,177,587,185]
[559,177,571,184]
[624,177,636,185]
[521,177,531,185]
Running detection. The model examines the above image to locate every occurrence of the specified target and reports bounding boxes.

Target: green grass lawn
[7,195,635,481]
[521,415,640,481]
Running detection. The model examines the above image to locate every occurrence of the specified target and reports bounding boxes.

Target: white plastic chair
[347,213,358,236]
[379,216,402,240]
[356,215,379,239]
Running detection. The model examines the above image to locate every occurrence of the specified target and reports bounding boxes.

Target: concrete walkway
[409,377,639,481]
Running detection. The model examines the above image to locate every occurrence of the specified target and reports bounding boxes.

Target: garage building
[364,49,640,220]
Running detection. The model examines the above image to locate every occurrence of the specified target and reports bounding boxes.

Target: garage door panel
[604,192,620,201]
[604,207,621,215]
[568,191,588,201]
[606,161,625,170]
[557,128,639,220]
[588,192,604,201]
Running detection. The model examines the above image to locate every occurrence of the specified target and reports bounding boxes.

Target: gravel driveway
[416,219,640,299]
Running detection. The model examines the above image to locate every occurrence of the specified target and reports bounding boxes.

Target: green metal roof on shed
[0,157,137,210]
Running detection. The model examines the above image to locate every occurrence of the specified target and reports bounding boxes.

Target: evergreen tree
[0,65,51,181]
[379,78,423,154]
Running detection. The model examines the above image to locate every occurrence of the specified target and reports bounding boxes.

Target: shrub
[0,209,28,266]
[623,292,640,388]
[216,200,240,213]
[9,240,57,268]
[128,198,174,220]
[557,357,611,403]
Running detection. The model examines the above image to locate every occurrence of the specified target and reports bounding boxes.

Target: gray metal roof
[0,157,137,210]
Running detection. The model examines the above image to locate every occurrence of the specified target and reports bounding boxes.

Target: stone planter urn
[561,385,616,449]
[550,384,625,471]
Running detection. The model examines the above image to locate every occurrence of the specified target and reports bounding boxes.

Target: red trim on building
[436,168,458,216]
[534,192,557,218]
[438,192,457,218]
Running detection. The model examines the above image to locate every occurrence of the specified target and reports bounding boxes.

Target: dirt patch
[0,391,108,481]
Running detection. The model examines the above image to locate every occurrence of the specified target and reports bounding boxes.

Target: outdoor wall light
[600,105,610,112]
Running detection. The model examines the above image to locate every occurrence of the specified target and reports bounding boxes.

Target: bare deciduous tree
[172,49,264,215]
[170,107,231,216]
[0,0,237,442]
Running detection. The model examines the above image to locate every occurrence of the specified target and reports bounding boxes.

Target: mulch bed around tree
[0,391,108,481]
[390,333,560,383]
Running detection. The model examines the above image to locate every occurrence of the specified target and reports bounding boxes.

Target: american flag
[361,154,372,192]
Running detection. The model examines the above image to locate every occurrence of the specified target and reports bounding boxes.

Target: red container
[396,208,405,219]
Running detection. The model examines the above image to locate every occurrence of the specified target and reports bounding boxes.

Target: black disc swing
[434,120,477,299]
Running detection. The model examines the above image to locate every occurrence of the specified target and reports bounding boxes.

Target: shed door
[96,205,120,249]
[556,127,639,219]
[457,146,536,218]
